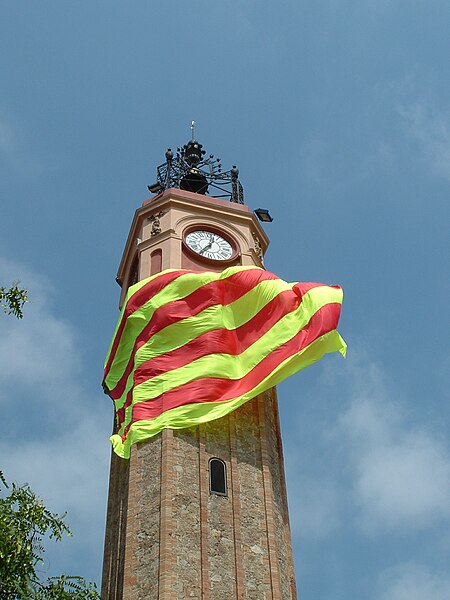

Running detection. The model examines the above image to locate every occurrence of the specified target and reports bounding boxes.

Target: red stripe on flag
[108,269,293,398]
[104,270,188,375]
[133,289,301,385]
[114,288,299,426]
[119,302,342,438]
[114,283,336,426]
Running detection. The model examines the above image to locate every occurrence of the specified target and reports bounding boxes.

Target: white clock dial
[185,230,234,261]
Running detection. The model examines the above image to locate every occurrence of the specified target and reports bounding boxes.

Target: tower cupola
[148,122,244,203]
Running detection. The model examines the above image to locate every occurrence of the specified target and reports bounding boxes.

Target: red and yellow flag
[103,266,346,458]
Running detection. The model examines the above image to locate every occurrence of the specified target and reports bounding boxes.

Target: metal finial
[151,134,245,203]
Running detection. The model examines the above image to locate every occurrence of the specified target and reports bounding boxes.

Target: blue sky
[1,1,449,598]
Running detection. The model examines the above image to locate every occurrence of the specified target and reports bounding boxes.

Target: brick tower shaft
[101,186,297,599]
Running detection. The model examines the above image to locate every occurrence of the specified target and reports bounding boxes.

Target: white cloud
[336,358,450,533]
[0,258,84,425]
[0,115,50,174]
[377,563,450,600]
[285,453,341,540]
[398,100,450,182]
[282,346,450,551]
[0,256,111,582]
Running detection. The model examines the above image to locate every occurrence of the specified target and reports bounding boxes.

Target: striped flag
[103,266,346,458]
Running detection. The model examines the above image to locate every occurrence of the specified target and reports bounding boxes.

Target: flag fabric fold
[103,266,346,458]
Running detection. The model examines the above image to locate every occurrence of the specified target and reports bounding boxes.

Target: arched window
[150,249,162,275]
[209,458,227,496]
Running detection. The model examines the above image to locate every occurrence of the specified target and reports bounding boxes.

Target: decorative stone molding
[252,232,264,263]
[147,211,166,236]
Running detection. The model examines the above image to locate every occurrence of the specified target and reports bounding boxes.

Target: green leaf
[0,472,99,599]
[0,282,28,318]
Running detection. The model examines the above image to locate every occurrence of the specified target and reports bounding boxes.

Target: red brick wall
[102,394,297,599]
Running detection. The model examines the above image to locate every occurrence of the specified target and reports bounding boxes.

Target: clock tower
[101,136,297,599]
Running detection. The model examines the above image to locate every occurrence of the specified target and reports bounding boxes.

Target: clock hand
[199,242,213,255]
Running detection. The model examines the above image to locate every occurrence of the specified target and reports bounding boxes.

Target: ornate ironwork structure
[148,130,244,204]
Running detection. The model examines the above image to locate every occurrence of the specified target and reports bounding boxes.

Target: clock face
[185,230,234,261]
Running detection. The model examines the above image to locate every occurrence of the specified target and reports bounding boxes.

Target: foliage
[0,283,28,318]
[0,471,99,599]
[26,576,99,600]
